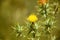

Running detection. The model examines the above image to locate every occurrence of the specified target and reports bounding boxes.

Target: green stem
[28,22,36,38]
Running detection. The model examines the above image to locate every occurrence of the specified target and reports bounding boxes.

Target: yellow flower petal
[27,14,38,22]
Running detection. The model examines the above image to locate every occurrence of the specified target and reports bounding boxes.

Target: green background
[0,0,60,40]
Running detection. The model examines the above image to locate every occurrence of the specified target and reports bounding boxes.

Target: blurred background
[0,0,60,40]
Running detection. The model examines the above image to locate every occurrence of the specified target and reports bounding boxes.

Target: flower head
[38,0,48,5]
[27,14,38,22]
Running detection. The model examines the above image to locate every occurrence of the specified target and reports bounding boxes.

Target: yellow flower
[27,14,38,22]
